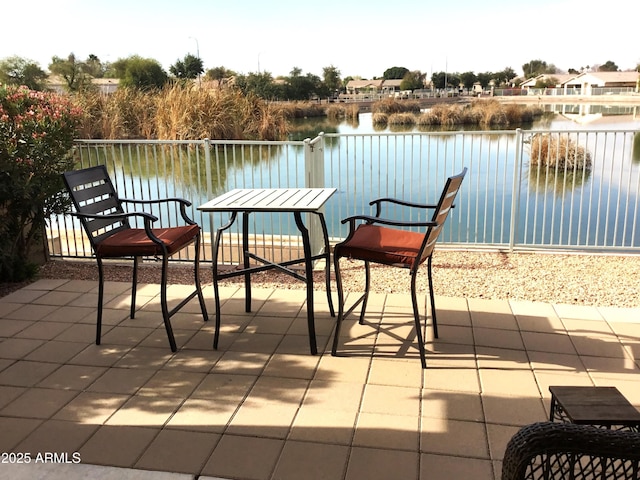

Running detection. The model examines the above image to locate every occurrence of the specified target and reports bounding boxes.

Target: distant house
[562,71,640,94]
[381,79,402,94]
[520,71,640,94]
[345,78,426,95]
[345,79,384,94]
[520,74,577,89]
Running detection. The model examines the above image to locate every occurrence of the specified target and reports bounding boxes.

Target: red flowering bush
[0,84,82,280]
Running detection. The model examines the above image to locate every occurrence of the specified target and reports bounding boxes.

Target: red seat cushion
[95,225,200,257]
[336,223,426,268]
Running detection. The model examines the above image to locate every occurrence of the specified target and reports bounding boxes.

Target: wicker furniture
[502,421,640,480]
[331,168,467,368]
[62,165,208,352]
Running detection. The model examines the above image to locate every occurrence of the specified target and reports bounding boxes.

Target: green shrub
[0,84,82,280]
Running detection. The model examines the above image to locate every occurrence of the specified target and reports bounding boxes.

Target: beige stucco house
[520,74,577,88]
[562,71,640,94]
[345,79,384,94]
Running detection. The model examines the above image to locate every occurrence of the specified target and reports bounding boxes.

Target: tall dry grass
[372,98,421,115]
[345,103,360,120]
[529,133,592,169]
[73,84,289,141]
[388,113,417,126]
[75,87,158,139]
[372,112,389,126]
[472,100,508,126]
[325,103,360,121]
[374,99,544,129]
[274,101,326,119]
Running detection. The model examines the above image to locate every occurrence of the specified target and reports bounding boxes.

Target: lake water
[289,104,640,138]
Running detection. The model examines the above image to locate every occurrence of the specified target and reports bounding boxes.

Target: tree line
[0,52,636,100]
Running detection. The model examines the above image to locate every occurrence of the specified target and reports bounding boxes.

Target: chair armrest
[72,211,158,223]
[120,197,196,225]
[72,211,166,247]
[120,197,192,207]
[342,214,438,228]
[501,422,640,480]
[369,197,451,218]
[370,197,438,210]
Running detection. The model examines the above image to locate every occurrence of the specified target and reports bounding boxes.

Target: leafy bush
[0,84,82,280]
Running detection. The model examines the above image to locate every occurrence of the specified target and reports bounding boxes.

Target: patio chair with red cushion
[62,165,208,352]
[331,168,467,368]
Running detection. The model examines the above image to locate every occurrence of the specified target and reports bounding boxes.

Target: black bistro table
[198,187,336,354]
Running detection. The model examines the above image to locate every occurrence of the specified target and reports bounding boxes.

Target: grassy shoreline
[72,85,638,141]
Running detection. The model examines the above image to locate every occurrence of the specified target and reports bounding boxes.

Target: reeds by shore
[73,89,368,141]
[74,84,289,141]
[372,99,544,128]
[72,89,548,141]
[529,133,592,169]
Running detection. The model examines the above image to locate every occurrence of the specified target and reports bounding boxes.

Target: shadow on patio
[0,277,639,480]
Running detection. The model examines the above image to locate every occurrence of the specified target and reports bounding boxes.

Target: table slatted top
[198,188,336,212]
[550,386,640,424]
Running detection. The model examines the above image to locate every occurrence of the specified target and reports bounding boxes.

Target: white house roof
[563,71,639,86]
[346,79,384,89]
[382,79,403,88]
[520,74,577,87]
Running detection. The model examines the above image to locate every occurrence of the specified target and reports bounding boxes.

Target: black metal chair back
[418,170,466,267]
[63,165,129,250]
[62,165,208,352]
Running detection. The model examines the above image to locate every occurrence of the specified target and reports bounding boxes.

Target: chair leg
[193,233,208,323]
[331,253,345,356]
[96,257,105,345]
[160,254,177,352]
[130,256,139,319]
[427,256,438,339]
[358,260,371,325]
[411,270,428,369]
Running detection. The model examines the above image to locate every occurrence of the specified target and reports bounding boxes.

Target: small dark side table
[549,386,640,431]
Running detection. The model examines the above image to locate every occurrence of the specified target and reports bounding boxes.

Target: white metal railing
[49,138,315,265]
[48,129,640,264]
[321,129,639,252]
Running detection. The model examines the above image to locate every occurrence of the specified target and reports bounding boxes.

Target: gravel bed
[14,250,639,308]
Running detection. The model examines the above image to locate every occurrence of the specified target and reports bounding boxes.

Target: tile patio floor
[0,278,639,480]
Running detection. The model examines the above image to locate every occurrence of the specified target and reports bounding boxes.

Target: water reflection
[288,117,341,140]
[528,164,591,196]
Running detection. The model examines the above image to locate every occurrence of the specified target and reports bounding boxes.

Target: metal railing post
[305,133,326,256]
[509,129,523,252]
[304,132,325,189]
[202,138,214,262]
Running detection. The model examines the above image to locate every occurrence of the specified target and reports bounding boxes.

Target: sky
[2,0,638,80]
